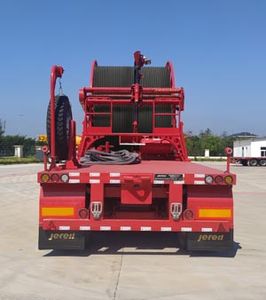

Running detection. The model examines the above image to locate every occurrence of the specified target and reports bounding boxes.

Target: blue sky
[0,0,265,137]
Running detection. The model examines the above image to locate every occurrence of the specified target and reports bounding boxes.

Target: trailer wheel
[46,95,72,161]
[241,160,248,166]
[249,159,258,167]
[259,159,266,166]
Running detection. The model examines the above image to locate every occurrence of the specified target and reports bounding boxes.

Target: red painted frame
[77,58,187,160]
[49,65,64,167]
[40,52,235,236]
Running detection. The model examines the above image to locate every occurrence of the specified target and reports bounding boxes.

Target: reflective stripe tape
[201,227,213,232]
[41,207,74,217]
[80,226,91,230]
[194,180,205,185]
[153,180,164,184]
[89,172,100,177]
[110,179,120,184]
[161,227,172,231]
[110,173,120,177]
[181,227,192,232]
[173,181,185,184]
[140,226,151,231]
[199,209,232,218]
[89,179,100,184]
[100,226,111,231]
[194,174,205,178]
[69,179,80,183]
[59,226,70,230]
[120,226,131,231]
[69,172,80,177]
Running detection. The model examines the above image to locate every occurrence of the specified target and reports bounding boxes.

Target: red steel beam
[83,86,183,95]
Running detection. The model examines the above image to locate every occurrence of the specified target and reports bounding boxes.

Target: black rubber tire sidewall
[46,95,72,161]
[259,159,266,166]
[249,159,258,166]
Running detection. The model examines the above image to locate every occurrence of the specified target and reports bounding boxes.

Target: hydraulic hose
[80,149,140,166]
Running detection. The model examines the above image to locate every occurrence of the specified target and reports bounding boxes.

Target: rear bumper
[40,218,233,233]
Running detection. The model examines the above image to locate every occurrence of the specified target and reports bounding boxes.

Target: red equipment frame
[77,59,187,161]
[38,52,236,251]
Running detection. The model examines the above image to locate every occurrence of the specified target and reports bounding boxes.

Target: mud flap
[186,230,234,252]
[38,228,86,250]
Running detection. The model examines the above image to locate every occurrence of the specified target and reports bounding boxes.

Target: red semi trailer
[38,51,236,252]
[231,157,266,167]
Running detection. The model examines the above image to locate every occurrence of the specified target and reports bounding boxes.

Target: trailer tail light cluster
[224,175,233,185]
[60,174,69,183]
[214,175,223,184]
[40,173,50,183]
[205,175,213,184]
[205,174,233,185]
[51,174,60,182]
[40,173,69,183]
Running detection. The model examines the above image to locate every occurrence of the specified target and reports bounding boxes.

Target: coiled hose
[80,149,140,166]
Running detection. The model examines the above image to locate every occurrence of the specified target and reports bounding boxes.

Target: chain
[58,78,64,96]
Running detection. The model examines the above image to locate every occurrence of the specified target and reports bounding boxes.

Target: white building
[233,137,266,158]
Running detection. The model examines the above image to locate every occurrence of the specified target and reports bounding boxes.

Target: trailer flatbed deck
[79,160,227,175]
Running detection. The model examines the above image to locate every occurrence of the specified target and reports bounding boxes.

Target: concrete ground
[0,162,266,300]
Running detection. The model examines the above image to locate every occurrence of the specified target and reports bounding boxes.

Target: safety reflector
[41,207,74,217]
[198,209,231,218]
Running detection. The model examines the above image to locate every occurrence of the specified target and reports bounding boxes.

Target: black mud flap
[186,230,234,252]
[38,228,86,250]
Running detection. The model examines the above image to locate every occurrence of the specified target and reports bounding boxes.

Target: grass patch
[0,156,40,165]
[191,157,227,162]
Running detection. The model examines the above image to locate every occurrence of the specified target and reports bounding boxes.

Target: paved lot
[0,162,266,300]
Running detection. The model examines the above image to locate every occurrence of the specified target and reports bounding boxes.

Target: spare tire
[46,95,72,161]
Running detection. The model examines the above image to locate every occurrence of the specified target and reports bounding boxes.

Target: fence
[0,141,35,158]
[0,145,14,157]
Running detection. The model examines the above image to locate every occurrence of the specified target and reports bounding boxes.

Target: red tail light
[215,175,223,184]
[51,173,60,182]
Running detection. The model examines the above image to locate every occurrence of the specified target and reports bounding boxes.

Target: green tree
[0,119,5,137]
[186,131,203,156]
[0,135,36,157]
[185,129,236,156]
[199,129,221,155]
